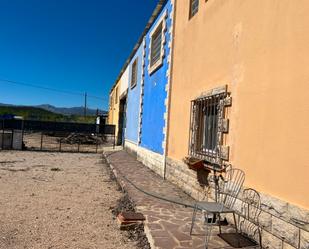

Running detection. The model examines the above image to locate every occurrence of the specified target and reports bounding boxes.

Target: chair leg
[218,213,222,234]
[205,226,212,249]
[190,204,197,235]
[204,213,213,249]
[233,212,238,233]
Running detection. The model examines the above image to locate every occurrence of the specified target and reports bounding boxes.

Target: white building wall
[119,66,129,98]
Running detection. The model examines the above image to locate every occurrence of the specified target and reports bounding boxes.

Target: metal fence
[0,119,116,153]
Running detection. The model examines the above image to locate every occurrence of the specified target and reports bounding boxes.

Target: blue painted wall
[125,43,144,143]
[140,1,173,155]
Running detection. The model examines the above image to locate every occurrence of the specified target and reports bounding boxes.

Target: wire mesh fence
[0,119,116,153]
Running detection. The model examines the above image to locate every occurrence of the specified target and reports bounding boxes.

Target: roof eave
[109,0,168,95]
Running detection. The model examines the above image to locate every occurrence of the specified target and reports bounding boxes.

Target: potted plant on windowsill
[183,156,204,171]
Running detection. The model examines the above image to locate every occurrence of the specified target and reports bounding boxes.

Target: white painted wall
[119,66,129,98]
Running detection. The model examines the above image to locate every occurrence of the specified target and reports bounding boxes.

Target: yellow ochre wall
[108,66,129,142]
[167,0,309,208]
[108,81,120,137]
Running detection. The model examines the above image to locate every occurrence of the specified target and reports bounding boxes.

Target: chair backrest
[219,168,245,209]
[239,188,262,244]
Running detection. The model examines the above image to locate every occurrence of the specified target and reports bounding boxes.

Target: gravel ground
[0,151,137,249]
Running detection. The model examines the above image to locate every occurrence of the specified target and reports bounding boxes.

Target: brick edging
[102,152,156,249]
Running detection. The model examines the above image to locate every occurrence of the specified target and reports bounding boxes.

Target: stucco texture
[167,0,309,208]
[125,44,143,144]
[108,64,129,142]
[108,80,120,137]
[119,67,129,98]
[140,1,173,155]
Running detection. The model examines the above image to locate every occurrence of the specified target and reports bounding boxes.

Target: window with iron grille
[150,23,163,67]
[189,89,230,164]
[189,0,199,19]
[130,58,138,88]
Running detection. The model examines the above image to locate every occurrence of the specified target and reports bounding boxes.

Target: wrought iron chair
[238,188,262,248]
[190,167,245,249]
[218,188,262,248]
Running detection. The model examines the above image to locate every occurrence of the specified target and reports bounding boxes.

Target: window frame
[192,95,220,157]
[148,10,168,74]
[188,86,230,166]
[130,57,138,89]
[189,0,199,19]
[150,24,163,67]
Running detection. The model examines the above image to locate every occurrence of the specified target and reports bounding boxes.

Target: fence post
[40,132,43,151]
[113,133,115,149]
[21,120,24,150]
[10,129,14,150]
[95,134,98,153]
[1,119,4,150]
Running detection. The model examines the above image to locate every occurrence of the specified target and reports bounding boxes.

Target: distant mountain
[0,105,97,123]
[0,104,66,121]
[37,104,106,116]
[0,103,106,116]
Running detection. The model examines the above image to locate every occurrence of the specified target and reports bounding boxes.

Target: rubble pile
[60,133,103,145]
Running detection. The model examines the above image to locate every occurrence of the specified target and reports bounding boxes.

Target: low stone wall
[165,157,309,249]
[137,147,164,177]
[124,140,138,157]
[165,157,208,201]
[124,140,165,177]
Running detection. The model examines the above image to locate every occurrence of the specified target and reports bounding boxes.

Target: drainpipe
[163,0,177,180]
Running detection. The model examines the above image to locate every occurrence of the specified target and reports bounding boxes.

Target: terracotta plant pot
[184,156,204,171]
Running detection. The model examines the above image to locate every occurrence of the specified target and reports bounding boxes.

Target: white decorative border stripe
[137,38,146,145]
[162,1,174,156]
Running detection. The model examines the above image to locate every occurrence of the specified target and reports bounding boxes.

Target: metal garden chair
[239,188,262,247]
[190,167,245,249]
[218,188,262,248]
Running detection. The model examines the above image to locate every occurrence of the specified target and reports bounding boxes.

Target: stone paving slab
[104,150,236,249]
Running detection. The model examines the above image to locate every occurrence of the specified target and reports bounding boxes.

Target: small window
[150,23,163,67]
[148,10,167,74]
[130,58,138,88]
[194,97,219,155]
[189,0,199,19]
[189,92,227,160]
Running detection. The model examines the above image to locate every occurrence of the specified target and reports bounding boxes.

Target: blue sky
[0,0,158,110]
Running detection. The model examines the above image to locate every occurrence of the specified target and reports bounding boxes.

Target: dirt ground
[0,151,137,249]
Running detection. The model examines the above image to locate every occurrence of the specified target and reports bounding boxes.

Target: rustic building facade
[165,1,309,248]
[108,1,309,248]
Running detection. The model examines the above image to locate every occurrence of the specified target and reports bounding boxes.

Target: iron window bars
[150,23,163,67]
[189,0,199,19]
[130,58,138,88]
[148,10,167,74]
[188,87,231,167]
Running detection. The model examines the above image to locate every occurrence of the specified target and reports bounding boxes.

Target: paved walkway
[104,150,234,249]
